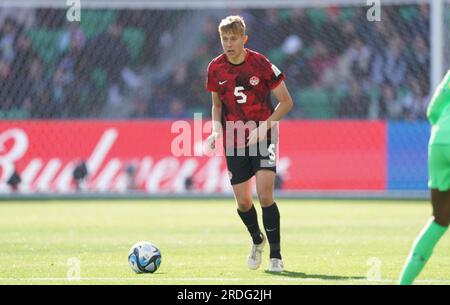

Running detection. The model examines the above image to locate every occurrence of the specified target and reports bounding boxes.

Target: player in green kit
[399,70,450,285]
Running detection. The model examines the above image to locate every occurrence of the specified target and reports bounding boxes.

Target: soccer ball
[128,241,162,274]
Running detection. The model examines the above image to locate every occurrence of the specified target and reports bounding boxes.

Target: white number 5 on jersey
[234,86,247,104]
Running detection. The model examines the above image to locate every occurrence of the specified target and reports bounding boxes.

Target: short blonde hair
[218,15,246,36]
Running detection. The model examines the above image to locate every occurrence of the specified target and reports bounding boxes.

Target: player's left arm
[266,81,293,127]
[248,81,293,146]
[428,70,450,125]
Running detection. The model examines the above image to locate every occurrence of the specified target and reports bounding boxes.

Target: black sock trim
[238,205,263,244]
[263,202,281,258]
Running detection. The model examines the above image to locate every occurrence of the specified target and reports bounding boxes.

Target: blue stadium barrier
[387,122,430,191]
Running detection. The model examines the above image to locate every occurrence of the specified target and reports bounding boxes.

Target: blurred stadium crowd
[0,4,431,120]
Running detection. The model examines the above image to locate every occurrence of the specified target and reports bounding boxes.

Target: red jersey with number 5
[206,48,285,147]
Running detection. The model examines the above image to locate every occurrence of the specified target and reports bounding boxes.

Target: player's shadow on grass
[264,270,365,281]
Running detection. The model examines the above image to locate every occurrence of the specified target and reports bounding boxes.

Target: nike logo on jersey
[219,80,228,85]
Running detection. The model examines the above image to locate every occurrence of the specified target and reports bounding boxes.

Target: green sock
[399,218,448,285]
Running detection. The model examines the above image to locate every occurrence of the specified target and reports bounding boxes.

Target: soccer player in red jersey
[206,16,293,272]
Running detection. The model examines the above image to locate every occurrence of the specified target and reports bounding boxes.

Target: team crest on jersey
[249,76,260,86]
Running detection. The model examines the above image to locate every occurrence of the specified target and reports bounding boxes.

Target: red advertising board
[0,120,386,193]
[280,121,386,190]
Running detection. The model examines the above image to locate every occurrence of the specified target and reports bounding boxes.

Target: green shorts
[428,144,450,191]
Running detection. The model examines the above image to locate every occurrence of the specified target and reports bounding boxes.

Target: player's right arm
[428,70,450,125]
[206,92,223,150]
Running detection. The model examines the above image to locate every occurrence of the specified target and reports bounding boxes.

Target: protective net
[0,2,432,120]
[0,1,439,195]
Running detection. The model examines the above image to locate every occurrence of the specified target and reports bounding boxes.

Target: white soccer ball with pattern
[128,241,162,274]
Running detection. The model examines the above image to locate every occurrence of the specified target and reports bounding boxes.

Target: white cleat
[247,235,266,270]
[268,258,284,272]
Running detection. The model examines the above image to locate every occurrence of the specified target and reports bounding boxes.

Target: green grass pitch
[0,199,449,285]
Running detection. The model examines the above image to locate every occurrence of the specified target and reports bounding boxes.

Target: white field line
[0,277,449,284]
